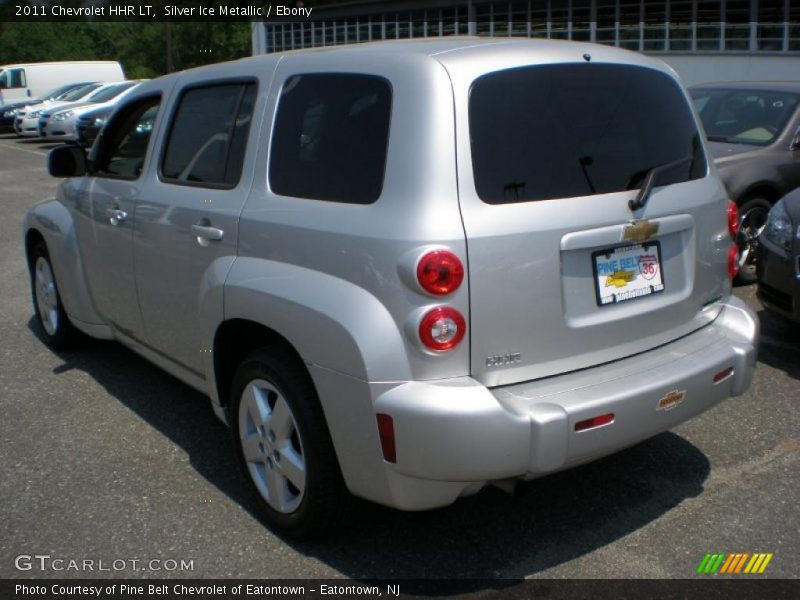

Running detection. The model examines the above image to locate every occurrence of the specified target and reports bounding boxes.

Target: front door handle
[192,223,224,244]
[106,207,128,226]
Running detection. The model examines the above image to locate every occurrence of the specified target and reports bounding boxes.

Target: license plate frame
[592,241,665,307]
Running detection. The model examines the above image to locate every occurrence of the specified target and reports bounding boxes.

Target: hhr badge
[623,219,660,243]
[486,352,522,368]
[657,390,686,411]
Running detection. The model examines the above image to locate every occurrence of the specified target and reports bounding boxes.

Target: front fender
[222,257,412,383]
[23,198,110,335]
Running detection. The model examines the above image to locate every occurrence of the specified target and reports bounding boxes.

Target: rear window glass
[691,88,800,146]
[269,74,391,204]
[470,64,706,204]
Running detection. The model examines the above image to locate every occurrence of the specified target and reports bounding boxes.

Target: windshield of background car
[61,84,102,101]
[44,83,82,100]
[691,88,800,146]
[469,63,706,204]
[88,81,137,103]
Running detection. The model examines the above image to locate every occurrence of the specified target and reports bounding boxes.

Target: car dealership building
[251,0,799,85]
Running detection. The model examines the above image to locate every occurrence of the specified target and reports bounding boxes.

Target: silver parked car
[24,39,758,537]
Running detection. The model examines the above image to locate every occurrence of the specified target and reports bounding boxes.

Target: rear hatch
[450,58,730,387]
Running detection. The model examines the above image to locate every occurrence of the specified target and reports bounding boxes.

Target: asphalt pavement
[1,133,798,582]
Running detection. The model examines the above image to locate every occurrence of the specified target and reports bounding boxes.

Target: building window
[571,0,592,41]
[724,0,751,51]
[643,1,668,51]
[696,1,721,50]
[791,2,800,51]
[757,0,785,51]
[596,0,617,46]
[669,0,694,51]
[619,0,641,49]
[550,3,569,39]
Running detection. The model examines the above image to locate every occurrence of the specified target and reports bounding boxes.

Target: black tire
[229,346,350,538]
[735,196,772,285]
[29,241,81,351]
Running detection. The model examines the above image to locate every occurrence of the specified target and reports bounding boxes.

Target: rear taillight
[416,250,464,296]
[418,306,466,351]
[728,243,740,280]
[728,201,739,239]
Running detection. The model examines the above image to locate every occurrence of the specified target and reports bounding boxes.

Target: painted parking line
[0,141,48,157]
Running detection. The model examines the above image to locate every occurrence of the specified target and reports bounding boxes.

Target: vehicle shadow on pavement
[30,319,712,582]
[756,309,800,380]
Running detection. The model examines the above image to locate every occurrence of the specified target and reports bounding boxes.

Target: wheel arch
[737,182,781,205]
[23,200,108,332]
[24,228,46,270]
[213,319,307,412]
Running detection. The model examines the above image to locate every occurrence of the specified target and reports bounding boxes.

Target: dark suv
[691,82,800,283]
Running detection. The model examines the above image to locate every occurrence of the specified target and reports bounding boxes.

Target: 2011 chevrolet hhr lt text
[24,39,759,537]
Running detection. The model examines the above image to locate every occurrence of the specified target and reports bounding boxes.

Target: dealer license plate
[592,242,664,306]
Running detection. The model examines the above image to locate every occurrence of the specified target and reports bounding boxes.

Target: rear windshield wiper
[707,135,739,144]
[628,156,694,212]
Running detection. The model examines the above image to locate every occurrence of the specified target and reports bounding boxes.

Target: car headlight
[29,110,41,118]
[53,110,73,121]
[762,198,794,251]
[4,109,17,118]
[93,117,106,128]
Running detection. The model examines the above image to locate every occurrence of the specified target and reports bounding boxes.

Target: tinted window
[269,74,391,204]
[161,83,256,187]
[93,98,160,180]
[692,89,800,146]
[470,64,706,204]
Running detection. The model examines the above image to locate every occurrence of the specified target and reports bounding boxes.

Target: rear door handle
[106,207,128,226]
[191,224,224,243]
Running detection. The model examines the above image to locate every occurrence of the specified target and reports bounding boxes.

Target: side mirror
[791,127,800,151]
[48,145,87,178]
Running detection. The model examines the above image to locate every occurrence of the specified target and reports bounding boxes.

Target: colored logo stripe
[698,552,773,574]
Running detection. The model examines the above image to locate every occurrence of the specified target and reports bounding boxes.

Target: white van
[0,61,124,104]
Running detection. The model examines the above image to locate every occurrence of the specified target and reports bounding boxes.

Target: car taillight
[728,243,739,280]
[416,250,464,296]
[418,306,466,351]
[728,201,739,239]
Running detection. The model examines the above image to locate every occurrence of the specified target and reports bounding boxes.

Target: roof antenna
[583,53,592,62]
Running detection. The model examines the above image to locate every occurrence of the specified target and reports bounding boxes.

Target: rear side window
[269,74,392,204]
[470,64,706,204]
[161,82,257,187]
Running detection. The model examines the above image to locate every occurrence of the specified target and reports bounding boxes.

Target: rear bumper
[359,295,757,510]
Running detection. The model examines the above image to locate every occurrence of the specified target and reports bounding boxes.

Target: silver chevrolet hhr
[24,39,759,537]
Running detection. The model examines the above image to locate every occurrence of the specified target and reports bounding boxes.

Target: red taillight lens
[418,306,466,351]
[416,250,464,296]
[728,243,740,280]
[727,201,739,239]
[376,413,396,463]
